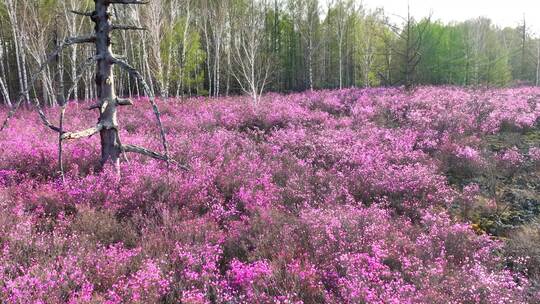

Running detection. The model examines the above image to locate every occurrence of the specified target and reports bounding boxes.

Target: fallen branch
[123,144,189,171]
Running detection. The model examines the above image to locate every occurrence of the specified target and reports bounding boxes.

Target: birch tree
[21,0,56,105]
[4,0,30,102]
[0,30,10,106]
[63,0,92,101]
[289,0,321,91]
[144,0,167,97]
[536,39,540,86]
[356,9,382,87]
[231,0,272,103]
[330,0,353,89]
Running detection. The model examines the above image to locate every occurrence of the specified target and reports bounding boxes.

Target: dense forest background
[0,0,539,106]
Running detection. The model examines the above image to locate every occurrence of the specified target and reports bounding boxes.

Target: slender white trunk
[164,44,172,98]
[226,41,231,96]
[180,3,191,95]
[58,50,64,104]
[536,39,540,86]
[339,41,343,89]
[71,45,79,100]
[203,25,212,97]
[308,37,314,91]
[363,45,372,88]
[0,78,9,106]
[0,57,9,105]
[13,36,24,97]
[42,73,48,105]
[12,26,29,101]
[21,49,30,102]
[0,53,9,105]
[214,38,221,97]
[0,38,10,106]
[141,38,155,96]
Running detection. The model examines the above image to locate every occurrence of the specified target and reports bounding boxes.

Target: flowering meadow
[0,86,539,303]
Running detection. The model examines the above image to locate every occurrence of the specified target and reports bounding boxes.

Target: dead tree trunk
[66,0,175,172]
[2,0,184,176]
[94,0,121,170]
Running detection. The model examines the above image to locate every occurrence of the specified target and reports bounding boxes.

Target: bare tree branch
[65,56,101,99]
[32,55,98,133]
[116,97,134,106]
[1,48,97,132]
[65,35,97,45]
[112,25,147,31]
[88,97,133,110]
[108,0,149,4]
[70,10,94,17]
[88,103,101,110]
[123,144,189,170]
[34,99,65,134]
[113,57,171,164]
[123,144,167,160]
[61,124,103,140]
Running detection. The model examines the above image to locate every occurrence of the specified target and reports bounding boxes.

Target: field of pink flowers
[0,87,539,303]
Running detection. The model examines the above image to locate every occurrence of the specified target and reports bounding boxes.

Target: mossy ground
[460,126,540,237]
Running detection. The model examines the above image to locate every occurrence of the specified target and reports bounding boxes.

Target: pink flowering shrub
[499,147,524,165]
[456,145,483,163]
[0,86,539,303]
[497,147,525,174]
[529,147,540,165]
[107,259,171,303]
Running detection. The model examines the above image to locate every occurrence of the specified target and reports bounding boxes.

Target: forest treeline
[0,0,539,105]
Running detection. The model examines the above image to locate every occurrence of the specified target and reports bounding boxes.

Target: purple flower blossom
[0,86,538,302]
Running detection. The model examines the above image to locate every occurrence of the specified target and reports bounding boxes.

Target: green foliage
[0,0,539,102]
[160,17,206,94]
[412,19,514,87]
[181,29,206,91]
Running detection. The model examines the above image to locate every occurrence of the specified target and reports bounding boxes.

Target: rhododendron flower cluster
[0,86,538,303]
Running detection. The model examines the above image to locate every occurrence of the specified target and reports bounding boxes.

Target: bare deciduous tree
[330,0,354,90]
[21,0,57,106]
[289,0,321,91]
[356,8,382,88]
[144,0,166,97]
[0,34,10,106]
[387,5,433,90]
[536,39,540,86]
[63,0,92,101]
[4,0,30,102]
[231,0,272,104]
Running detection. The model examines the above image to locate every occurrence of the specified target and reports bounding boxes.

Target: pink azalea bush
[529,147,540,164]
[0,86,539,303]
